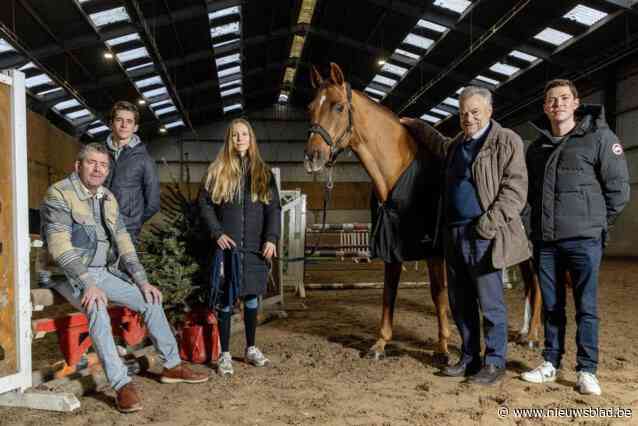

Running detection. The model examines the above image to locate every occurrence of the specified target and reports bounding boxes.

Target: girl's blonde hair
[205,118,272,204]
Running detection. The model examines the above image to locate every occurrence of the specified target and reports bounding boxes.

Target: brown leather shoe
[160,363,210,384]
[116,382,142,413]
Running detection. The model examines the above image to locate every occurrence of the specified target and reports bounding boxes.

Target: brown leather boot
[160,363,210,384]
[116,382,142,413]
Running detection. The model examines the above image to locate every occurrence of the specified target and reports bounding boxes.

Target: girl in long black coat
[199,118,281,376]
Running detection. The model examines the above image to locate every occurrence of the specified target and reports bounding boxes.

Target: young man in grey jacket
[104,101,160,242]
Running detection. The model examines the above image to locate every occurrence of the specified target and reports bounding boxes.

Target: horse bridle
[308,82,353,169]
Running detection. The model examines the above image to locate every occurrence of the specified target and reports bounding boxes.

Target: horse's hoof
[432,352,449,366]
[365,349,385,361]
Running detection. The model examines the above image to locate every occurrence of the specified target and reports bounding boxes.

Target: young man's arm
[597,129,630,225]
[141,154,161,224]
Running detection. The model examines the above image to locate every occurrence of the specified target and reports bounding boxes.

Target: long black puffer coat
[198,165,281,296]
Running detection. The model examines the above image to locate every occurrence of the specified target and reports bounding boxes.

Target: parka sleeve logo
[611,143,623,156]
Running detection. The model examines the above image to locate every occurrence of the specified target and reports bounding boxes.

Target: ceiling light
[138,99,146,105]
[159,127,167,134]
[104,51,114,60]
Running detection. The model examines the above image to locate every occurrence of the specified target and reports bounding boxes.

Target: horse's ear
[310,65,324,89]
[329,63,345,86]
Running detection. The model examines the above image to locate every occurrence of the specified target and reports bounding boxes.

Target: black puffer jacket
[526,105,630,242]
[198,167,281,296]
[105,135,160,239]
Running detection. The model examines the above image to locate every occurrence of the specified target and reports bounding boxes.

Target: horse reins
[308,82,354,168]
[289,83,354,263]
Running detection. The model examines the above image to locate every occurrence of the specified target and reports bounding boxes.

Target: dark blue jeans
[534,238,602,373]
[444,224,507,368]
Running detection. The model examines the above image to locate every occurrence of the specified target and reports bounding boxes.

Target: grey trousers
[55,267,181,391]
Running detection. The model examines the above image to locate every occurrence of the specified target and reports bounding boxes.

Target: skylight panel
[18,62,36,71]
[509,50,538,62]
[54,99,81,111]
[116,47,149,63]
[223,103,242,113]
[416,19,447,33]
[455,87,464,95]
[155,106,177,116]
[534,28,573,46]
[442,97,460,108]
[219,79,241,88]
[430,108,451,117]
[421,114,440,123]
[106,33,140,47]
[433,0,471,14]
[209,6,240,21]
[381,63,408,77]
[151,99,173,108]
[25,74,53,88]
[126,61,153,72]
[142,87,168,98]
[37,86,64,97]
[213,38,240,49]
[0,38,15,54]
[66,109,91,120]
[564,5,607,26]
[372,75,397,87]
[135,75,162,89]
[211,22,240,39]
[89,7,129,28]
[394,48,420,60]
[165,120,185,129]
[475,74,500,85]
[221,86,242,97]
[215,53,240,68]
[218,65,241,78]
[489,62,520,76]
[403,33,434,50]
[297,0,317,24]
[365,87,387,97]
[290,35,305,58]
[88,125,110,135]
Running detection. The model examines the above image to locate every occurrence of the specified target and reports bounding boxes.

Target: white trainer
[521,361,558,383]
[217,352,234,376]
[576,372,602,396]
[245,346,270,367]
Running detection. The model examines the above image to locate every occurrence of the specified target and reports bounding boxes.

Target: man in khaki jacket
[402,86,530,385]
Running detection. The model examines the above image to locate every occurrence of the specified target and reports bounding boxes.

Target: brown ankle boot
[160,363,210,384]
[116,382,142,413]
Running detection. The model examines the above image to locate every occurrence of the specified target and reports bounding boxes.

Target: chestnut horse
[304,63,544,362]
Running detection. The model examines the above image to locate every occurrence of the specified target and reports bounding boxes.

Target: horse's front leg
[518,259,542,348]
[367,261,402,360]
[427,257,450,365]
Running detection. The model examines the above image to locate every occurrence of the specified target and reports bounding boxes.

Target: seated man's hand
[82,286,108,311]
[140,282,163,305]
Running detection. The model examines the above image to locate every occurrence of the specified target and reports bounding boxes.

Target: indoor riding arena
[1,0,638,425]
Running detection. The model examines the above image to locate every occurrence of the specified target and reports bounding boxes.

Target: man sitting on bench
[40,142,209,413]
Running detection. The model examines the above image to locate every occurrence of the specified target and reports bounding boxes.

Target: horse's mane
[353,89,404,126]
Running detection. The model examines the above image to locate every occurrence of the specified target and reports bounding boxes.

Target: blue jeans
[534,238,602,373]
[444,224,507,368]
[55,267,181,391]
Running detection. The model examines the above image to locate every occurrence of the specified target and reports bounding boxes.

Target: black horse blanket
[370,149,443,263]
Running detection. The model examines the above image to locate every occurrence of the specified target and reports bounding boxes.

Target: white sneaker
[245,346,270,367]
[521,361,558,383]
[217,352,234,376]
[576,372,602,396]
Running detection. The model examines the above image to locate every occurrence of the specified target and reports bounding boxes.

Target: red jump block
[32,307,147,367]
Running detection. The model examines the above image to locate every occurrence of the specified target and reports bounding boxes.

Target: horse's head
[304,63,354,173]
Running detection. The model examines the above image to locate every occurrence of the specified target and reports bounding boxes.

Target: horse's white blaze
[319,94,326,109]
